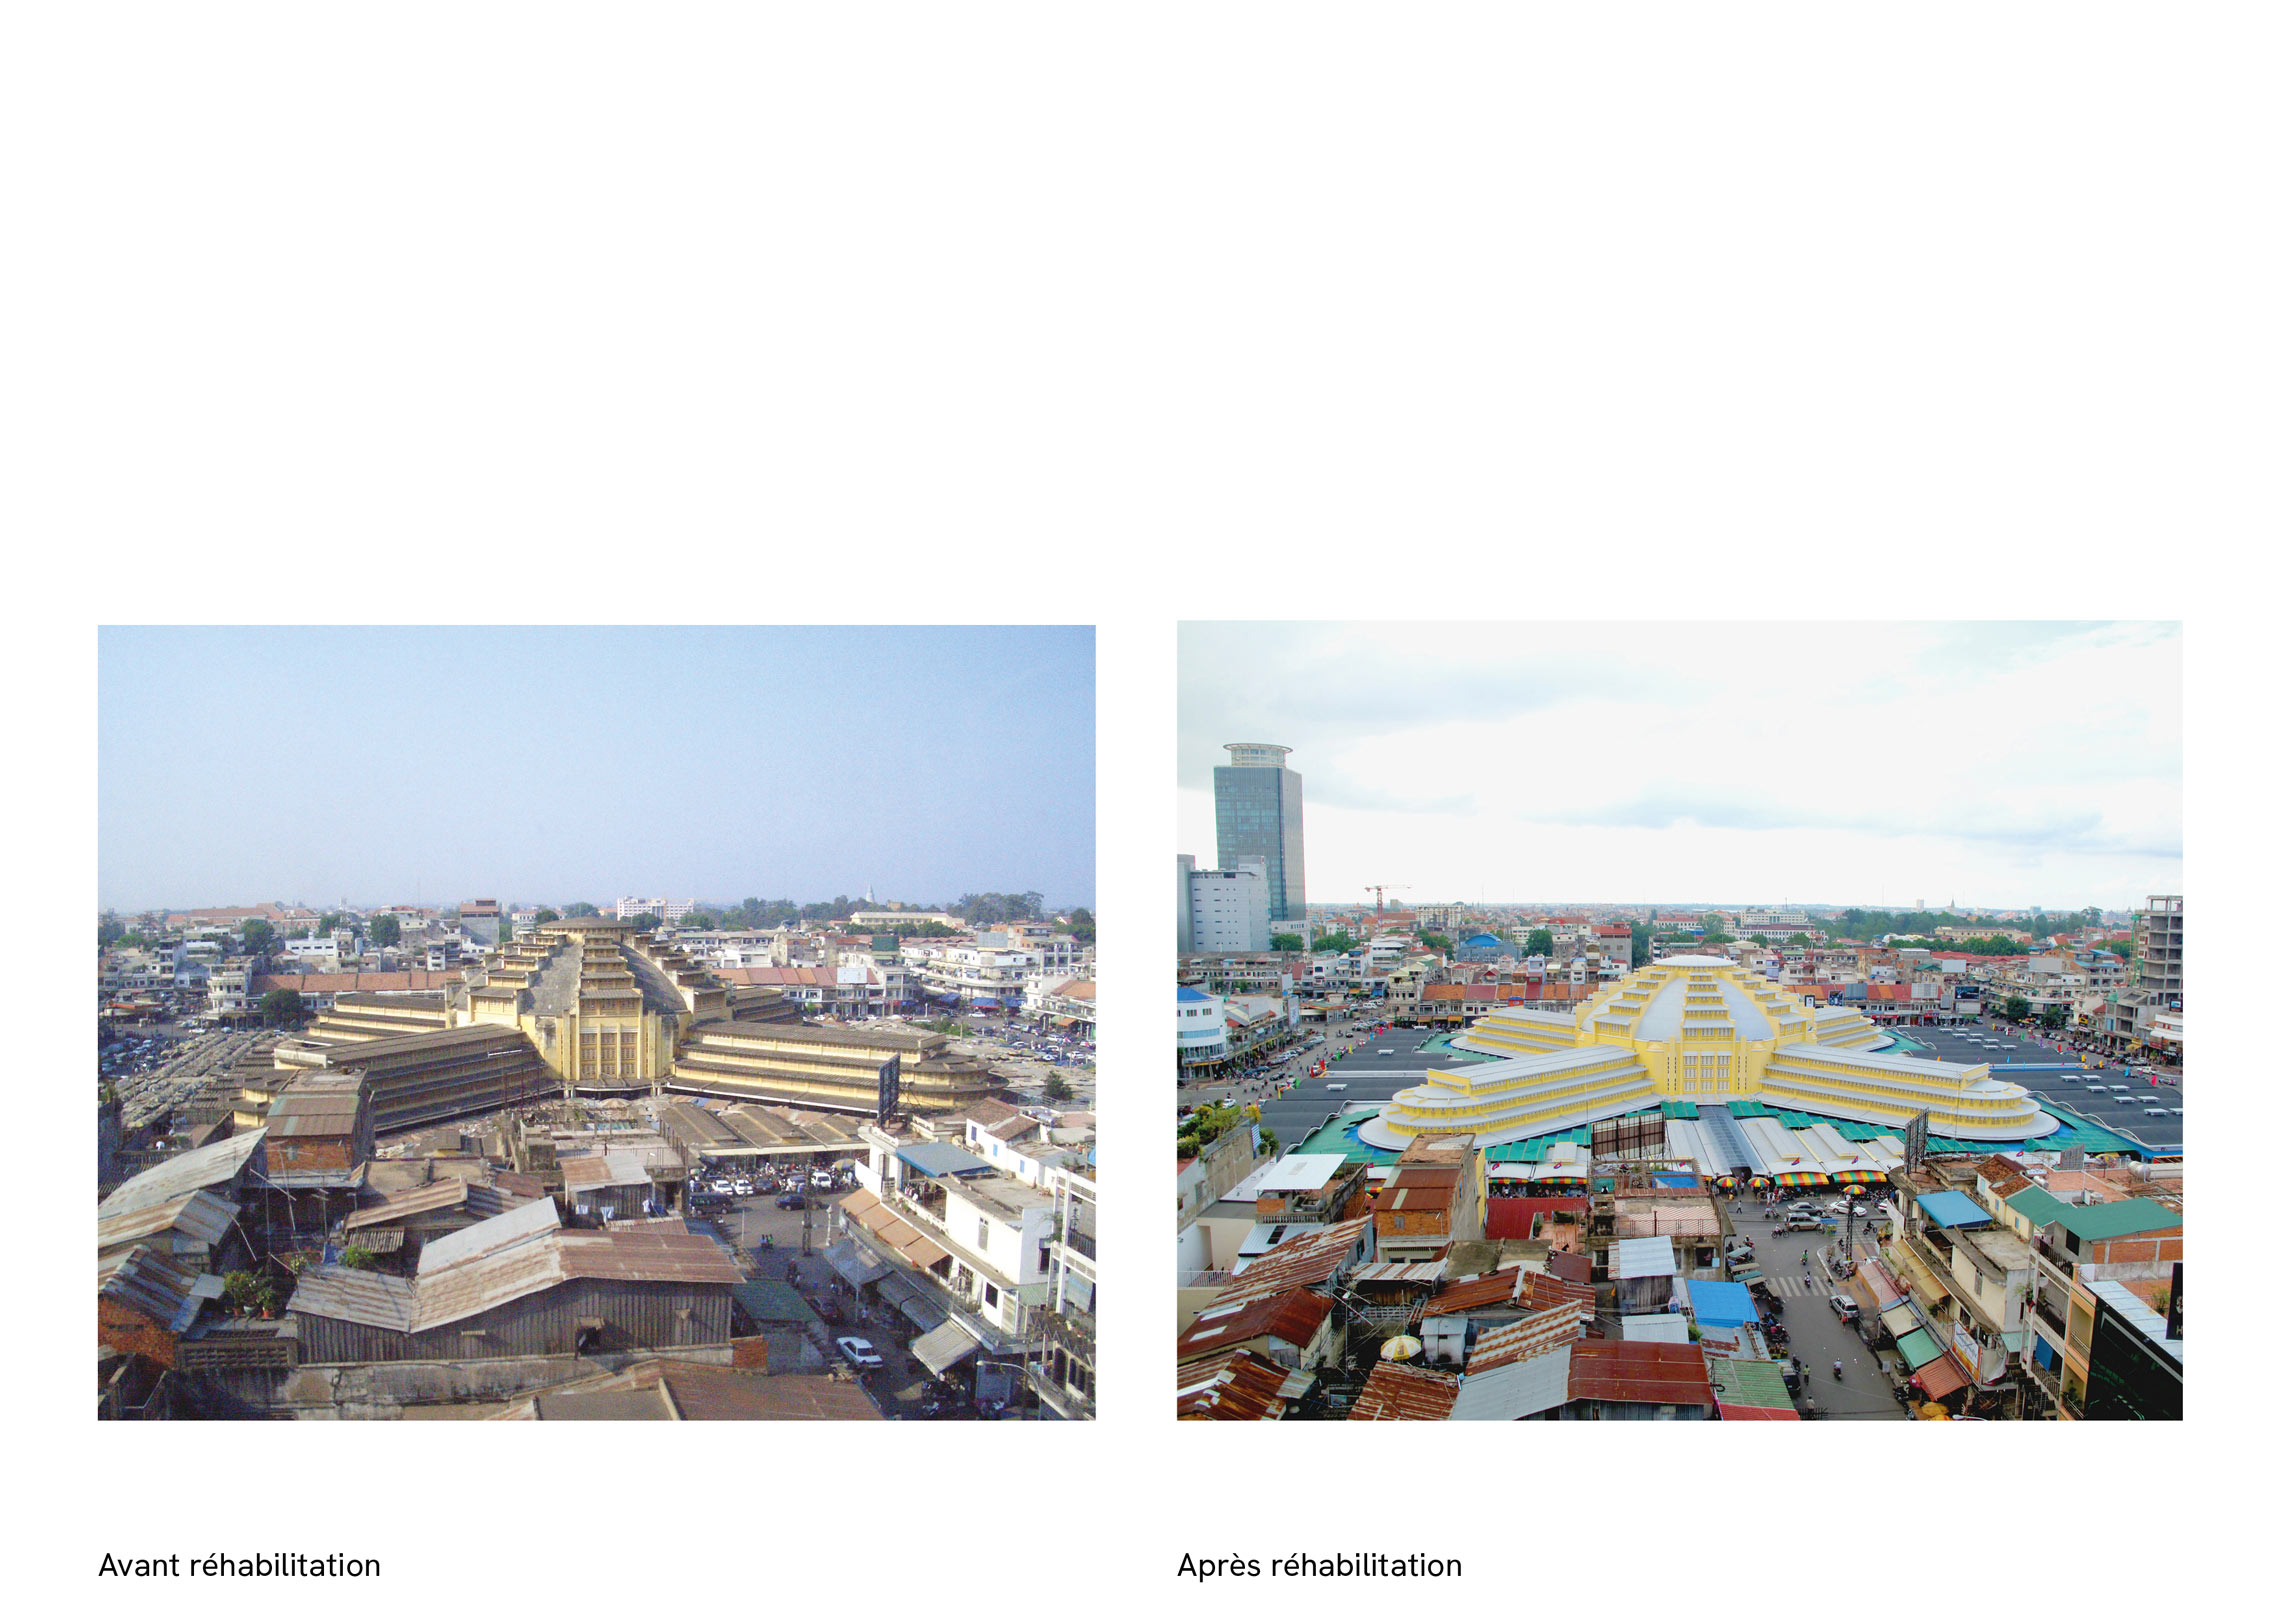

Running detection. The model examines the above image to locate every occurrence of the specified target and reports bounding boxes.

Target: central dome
[1352,953,2060,1150]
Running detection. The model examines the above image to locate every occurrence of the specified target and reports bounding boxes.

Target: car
[777,1194,807,1209]
[836,1336,884,1369]
[1829,1294,1861,1321]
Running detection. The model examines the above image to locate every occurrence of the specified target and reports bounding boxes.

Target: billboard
[877,1054,902,1124]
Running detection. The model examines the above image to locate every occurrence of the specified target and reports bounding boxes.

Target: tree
[1043,1071,1074,1102]
[340,1245,379,1271]
[1631,924,1655,967]
[99,916,127,948]
[258,988,306,1025]
[240,918,277,955]
[315,914,338,937]
[631,913,663,932]
[1311,931,1357,953]
[1523,928,1555,958]
[1418,932,1454,955]
[2109,938,2134,961]
[1269,933,1304,952]
[1699,930,1735,947]
[1061,907,1096,945]
[2001,995,2031,1022]
[2039,1005,2069,1033]
[534,908,560,925]
[368,914,402,948]
[564,902,600,919]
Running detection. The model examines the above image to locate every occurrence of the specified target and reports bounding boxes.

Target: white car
[836,1336,885,1370]
[731,1180,754,1196]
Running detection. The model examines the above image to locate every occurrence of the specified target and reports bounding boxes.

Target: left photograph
[97,625,1098,1421]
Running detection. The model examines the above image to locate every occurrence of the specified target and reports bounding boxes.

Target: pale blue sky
[100,626,1093,912]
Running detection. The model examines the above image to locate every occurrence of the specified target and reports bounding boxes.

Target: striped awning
[1830,1170,1884,1185]
[1772,1172,1830,1188]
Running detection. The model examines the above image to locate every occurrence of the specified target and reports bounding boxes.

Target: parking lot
[1898,1021,2183,1154]
[1242,1022,1444,1154]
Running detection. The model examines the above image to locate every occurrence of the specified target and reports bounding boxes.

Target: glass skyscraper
[1213,742,1305,922]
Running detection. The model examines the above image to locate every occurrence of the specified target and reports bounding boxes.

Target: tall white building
[617,896,696,920]
[1181,856,1272,953]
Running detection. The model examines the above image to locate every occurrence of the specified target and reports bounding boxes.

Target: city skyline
[1179,621,2181,913]
[100,626,1095,912]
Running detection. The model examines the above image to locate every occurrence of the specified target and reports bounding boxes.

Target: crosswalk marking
[1766,1277,1810,1297]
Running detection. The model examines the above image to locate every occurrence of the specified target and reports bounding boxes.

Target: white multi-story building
[617,896,695,920]
[904,939,1042,1010]
[204,959,256,1020]
[1024,975,1097,1035]
[1177,986,1228,1068]
[1183,857,1272,953]
[284,934,348,971]
[847,1128,1068,1408]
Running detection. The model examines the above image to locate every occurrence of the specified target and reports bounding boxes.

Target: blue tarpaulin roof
[895,1142,995,1178]
[1686,1278,1759,1330]
[1915,1190,1994,1228]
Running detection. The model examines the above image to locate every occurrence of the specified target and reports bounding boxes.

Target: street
[1727,1196,1910,1420]
[713,1195,960,1419]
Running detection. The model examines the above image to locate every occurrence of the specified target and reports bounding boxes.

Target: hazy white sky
[1178,621,2182,912]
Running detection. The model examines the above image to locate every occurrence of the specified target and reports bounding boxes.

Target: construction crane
[1364,884,1412,916]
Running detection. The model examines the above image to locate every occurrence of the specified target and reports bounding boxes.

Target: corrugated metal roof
[1622,1313,1695,1344]
[1177,1349,1316,1420]
[97,1129,266,1221]
[1708,1357,1794,1410]
[1177,1290,1335,1361]
[1421,1270,1523,1316]
[98,1245,223,1332]
[417,1198,562,1274]
[287,1263,420,1329]
[554,1224,744,1287]
[1349,1359,1462,1421]
[1347,1261,1447,1285]
[1565,1340,1716,1406]
[2047,1199,2184,1241]
[1609,1236,1678,1281]
[95,1189,239,1252]
[561,1149,654,1192]
[1520,1270,1597,1312]
[1470,1300,1589,1371]
[1450,1345,1574,1421]
[1213,1219,1370,1306]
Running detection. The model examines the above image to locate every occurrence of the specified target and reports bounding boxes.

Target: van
[1785,1208,1821,1228]
[1829,1294,1861,1322]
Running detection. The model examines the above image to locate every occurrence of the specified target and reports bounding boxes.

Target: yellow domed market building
[1356,955,2060,1157]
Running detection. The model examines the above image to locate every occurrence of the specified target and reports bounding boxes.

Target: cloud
[1178,620,2181,905]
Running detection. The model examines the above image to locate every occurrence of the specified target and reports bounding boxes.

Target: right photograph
[1176,622,2183,1423]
